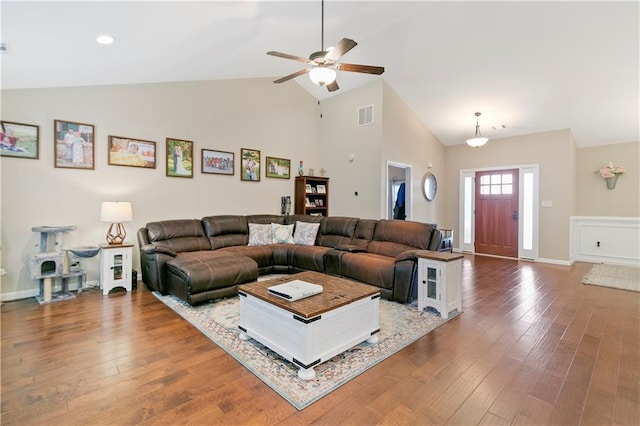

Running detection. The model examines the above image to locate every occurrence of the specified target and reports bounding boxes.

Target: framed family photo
[265,156,291,179]
[240,148,260,182]
[54,119,95,169]
[0,121,40,159]
[108,136,156,169]
[166,138,193,178]
[202,149,234,175]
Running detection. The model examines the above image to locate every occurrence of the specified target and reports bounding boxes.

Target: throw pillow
[248,223,273,246]
[272,223,294,244]
[293,221,320,246]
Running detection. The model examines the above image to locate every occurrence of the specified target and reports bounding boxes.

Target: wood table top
[238,271,380,319]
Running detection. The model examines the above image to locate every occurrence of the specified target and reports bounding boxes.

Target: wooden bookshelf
[295,176,329,216]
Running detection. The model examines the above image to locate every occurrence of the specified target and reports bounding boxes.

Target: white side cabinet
[417,252,463,319]
[100,243,133,295]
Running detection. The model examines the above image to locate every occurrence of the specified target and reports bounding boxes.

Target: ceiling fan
[267,0,385,92]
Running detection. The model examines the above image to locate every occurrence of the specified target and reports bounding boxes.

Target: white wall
[576,141,640,216]
[381,82,445,225]
[318,81,384,219]
[317,80,446,226]
[1,78,320,299]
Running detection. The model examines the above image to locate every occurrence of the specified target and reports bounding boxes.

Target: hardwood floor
[1,256,639,425]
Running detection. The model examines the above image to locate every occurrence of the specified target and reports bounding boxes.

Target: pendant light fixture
[466,112,489,148]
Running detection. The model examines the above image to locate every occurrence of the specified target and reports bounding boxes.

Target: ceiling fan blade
[337,63,385,75]
[326,80,339,92]
[267,51,311,64]
[273,68,310,84]
[324,38,357,61]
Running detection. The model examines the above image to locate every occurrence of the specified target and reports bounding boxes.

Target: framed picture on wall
[202,149,234,175]
[265,156,291,179]
[240,148,260,182]
[108,136,156,169]
[166,138,194,178]
[54,120,95,169]
[0,121,40,159]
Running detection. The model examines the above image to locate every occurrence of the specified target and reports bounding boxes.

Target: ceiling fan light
[309,67,336,86]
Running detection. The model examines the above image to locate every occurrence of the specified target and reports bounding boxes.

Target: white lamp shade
[309,67,336,86]
[466,137,489,148]
[100,202,133,223]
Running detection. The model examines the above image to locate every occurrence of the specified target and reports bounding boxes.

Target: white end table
[100,243,133,295]
[417,251,463,318]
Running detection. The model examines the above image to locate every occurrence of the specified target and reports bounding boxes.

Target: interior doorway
[386,162,412,220]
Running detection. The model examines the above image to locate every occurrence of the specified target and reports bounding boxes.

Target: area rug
[154,291,459,410]
[582,263,640,292]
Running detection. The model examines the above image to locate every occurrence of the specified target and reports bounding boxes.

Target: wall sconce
[100,201,133,245]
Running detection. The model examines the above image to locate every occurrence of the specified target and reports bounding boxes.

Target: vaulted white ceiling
[2,1,638,147]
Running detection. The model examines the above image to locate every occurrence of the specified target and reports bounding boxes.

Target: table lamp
[100,201,133,245]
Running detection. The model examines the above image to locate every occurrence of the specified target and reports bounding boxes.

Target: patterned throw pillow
[293,221,320,246]
[248,223,273,246]
[272,223,294,244]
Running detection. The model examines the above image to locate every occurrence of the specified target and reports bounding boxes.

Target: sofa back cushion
[316,217,358,248]
[367,219,436,257]
[246,214,285,225]
[285,214,324,226]
[146,219,211,253]
[351,219,377,249]
[202,215,249,249]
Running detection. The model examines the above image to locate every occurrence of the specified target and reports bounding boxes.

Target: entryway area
[459,165,539,260]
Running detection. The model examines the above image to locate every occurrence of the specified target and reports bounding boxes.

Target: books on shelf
[268,280,323,301]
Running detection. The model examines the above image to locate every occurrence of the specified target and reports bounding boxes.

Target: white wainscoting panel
[570,216,640,266]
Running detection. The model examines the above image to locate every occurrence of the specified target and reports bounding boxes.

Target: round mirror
[423,172,437,201]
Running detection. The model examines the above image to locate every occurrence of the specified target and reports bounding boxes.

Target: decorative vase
[605,175,618,189]
[298,161,304,176]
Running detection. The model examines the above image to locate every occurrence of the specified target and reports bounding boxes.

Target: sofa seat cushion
[287,245,331,272]
[215,245,274,268]
[166,252,258,295]
[337,252,395,290]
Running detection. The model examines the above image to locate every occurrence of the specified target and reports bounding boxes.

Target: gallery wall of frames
[1,119,293,181]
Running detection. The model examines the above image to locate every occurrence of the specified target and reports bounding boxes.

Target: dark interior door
[475,169,519,257]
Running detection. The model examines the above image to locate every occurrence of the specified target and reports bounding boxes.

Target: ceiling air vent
[358,104,374,127]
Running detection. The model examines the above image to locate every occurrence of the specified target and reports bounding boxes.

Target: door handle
[512,210,519,220]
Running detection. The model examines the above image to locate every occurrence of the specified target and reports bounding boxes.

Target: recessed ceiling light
[96,35,115,45]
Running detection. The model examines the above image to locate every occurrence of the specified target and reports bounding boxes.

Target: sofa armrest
[141,243,177,257]
[395,249,433,263]
[393,249,434,303]
[139,244,177,295]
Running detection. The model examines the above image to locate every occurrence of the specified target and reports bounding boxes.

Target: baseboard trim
[535,257,571,266]
[1,288,39,302]
[1,280,100,302]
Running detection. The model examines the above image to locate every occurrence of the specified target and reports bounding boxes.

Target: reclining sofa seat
[138,215,439,306]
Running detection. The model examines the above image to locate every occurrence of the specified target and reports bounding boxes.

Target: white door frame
[459,164,539,259]
[385,161,412,220]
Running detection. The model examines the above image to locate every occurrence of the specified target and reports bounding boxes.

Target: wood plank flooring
[2,256,639,425]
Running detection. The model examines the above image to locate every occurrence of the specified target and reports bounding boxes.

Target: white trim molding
[570,216,640,266]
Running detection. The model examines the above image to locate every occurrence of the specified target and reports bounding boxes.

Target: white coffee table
[238,271,380,380]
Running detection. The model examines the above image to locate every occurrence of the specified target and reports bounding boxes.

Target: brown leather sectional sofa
[137,214,441,306]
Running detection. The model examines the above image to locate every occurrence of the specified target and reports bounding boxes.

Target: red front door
[475,169,519,258]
